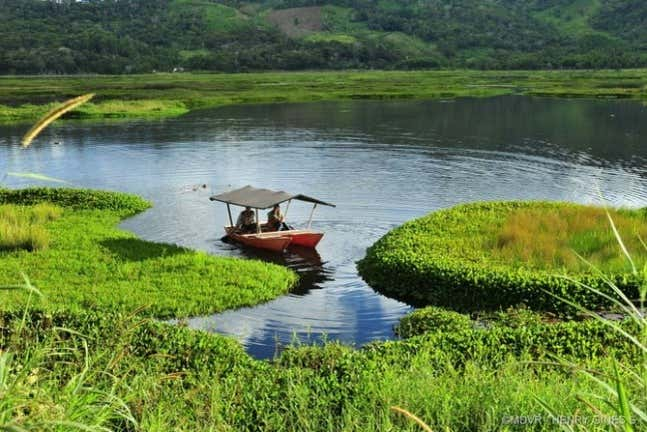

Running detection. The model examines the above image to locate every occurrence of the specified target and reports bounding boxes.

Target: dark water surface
[2,96,647,358]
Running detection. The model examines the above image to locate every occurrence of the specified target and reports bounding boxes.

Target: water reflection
[2,96,647,358]
[231,243,333,296]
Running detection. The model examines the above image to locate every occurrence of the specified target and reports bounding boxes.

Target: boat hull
[228,232,291,252]
[286,232,324,248]
[225,227,324,251]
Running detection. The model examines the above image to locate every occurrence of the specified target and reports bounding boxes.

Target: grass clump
[494,206,647,271]
[0,203,61,252]
[358,201,646,313]
[396,306,473,338]
[69,99,189,120]
[0,188,297,318]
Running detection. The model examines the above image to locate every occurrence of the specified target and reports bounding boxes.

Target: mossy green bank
[358,201,647,313]
[1,69,646,123]
[0,190,643,430]
[0,188,297,318]
[0,306,639,431]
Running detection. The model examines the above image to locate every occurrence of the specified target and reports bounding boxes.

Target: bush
[358,201,644,313]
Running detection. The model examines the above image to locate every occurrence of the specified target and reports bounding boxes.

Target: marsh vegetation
[0,188,296,317]
[1,79,646,429]
[1,69,647,123]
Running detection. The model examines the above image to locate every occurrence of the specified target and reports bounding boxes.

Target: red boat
[211,185,335,252]
[224,229,292,252]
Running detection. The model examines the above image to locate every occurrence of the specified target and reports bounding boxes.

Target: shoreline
[1,69,646,124]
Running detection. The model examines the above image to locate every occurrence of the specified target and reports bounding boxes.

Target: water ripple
[3,96,647,358]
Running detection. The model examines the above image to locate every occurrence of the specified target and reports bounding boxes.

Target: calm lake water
[2,96,647,358]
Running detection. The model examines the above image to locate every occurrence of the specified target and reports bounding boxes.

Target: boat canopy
[210,185,335,209]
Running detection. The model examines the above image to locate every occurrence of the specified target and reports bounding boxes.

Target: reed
[535,212,646,431]
[495,207,647,271]
[0,276,138,431]
[0,204,60,252]
[21,93,94,147]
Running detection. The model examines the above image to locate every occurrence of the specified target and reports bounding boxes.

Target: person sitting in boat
[236,206,256,233]
[267,204,285,231]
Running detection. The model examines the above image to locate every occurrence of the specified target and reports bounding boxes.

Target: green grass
[70,99,189,119]
[494,206,647,271]
[1,69,646,123]
[358,201,646,313]
[304,33,357,44]
[0,190,643,429]
[0,306,639,431]
[0,188,297,318]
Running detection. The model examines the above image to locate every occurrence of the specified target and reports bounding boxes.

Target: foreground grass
[0,69,646,123]
[0,188,297,318]
[0,307,640,431]
[1,189,643,430]
[358,201,646,312]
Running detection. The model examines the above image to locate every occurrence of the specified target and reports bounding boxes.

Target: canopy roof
[210,185,335,209]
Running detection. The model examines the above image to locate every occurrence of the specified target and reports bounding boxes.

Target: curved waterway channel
[2,96,647,358]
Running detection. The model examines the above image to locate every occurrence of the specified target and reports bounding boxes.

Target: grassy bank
[358,201,647,312]
[0,188,297,318]
[1,69,646,123]
[0,190,643,430]
[0,306,640,431]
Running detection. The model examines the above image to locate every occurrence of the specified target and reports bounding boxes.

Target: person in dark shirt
[236,206,256,233]
[266,204,284,231]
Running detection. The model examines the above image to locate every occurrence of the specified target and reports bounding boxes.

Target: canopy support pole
[307,203,317,229]
[284,200,291,222]
[226,203,233,227]
[255,208,261,234]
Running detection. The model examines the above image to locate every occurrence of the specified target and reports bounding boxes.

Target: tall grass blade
[613,360,634,432]
[604,207,637,274]
[562,272,641,326]
[534,396,575,432]
[21,93,94,147]
[390,406,434,432]
[543,289,645,354]
[6,172,68,184]
[1,425,30,432]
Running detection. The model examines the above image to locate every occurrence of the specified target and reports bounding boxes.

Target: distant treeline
[0,0,646,74]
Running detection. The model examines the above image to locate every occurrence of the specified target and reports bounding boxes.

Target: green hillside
[0,0,645,73]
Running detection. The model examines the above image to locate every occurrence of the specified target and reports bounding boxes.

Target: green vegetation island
[0,188,644,430]
[1,69,647,123]
[358,201,646,312]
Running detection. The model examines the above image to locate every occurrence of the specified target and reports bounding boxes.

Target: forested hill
[1,0,646,74]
